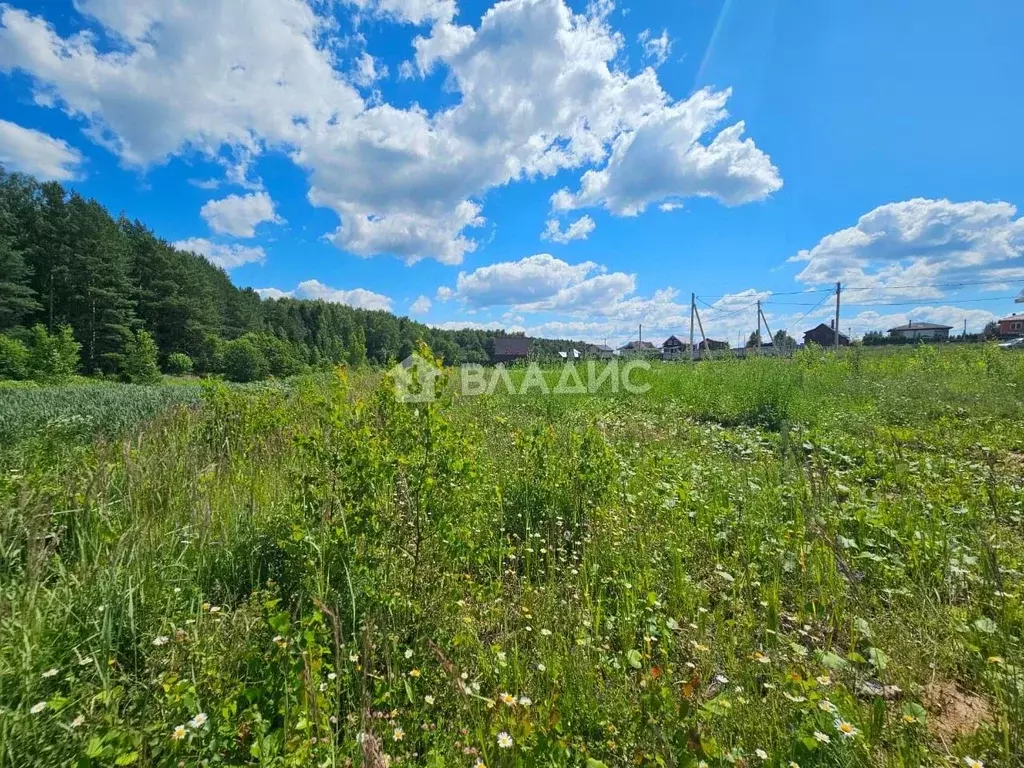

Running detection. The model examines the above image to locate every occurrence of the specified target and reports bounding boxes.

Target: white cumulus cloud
[0,0,780,265]
[0,119,84,180]
[542,215,596,244]
[409,295,432,314]
[255,279,393,311]
[638,28,671,68]
[173,238,267,269]
[790,198,1024,299]
[200,191,283,238]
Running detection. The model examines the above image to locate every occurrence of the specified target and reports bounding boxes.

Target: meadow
[1,345,1022,767]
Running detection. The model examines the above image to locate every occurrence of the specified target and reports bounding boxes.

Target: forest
[0,167,572,382]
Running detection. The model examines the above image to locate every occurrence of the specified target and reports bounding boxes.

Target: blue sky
[1,0,1023,346]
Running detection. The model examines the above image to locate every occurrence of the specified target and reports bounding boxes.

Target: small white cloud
[173,238,266,269]
[542,215,596,244]
[638,28,671,68]
[351,52,389,88]
[409,295,432,314]
[256,279,393,311]
[0,119,84,180]
[200,191,283,238]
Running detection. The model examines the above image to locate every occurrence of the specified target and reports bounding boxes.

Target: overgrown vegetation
[1,346,1022,767]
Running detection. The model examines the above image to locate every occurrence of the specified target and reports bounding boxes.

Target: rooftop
[888,322,953,331]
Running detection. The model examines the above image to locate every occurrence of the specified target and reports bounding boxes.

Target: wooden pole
[834,281,841,351]
[690,293,696,361]
[756,300,763,354]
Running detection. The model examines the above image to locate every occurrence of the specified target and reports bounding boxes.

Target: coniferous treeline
[0,167,575,381]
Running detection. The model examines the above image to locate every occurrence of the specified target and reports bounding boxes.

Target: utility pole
[756,300,763,354]
[834,281,841,352]
[690,293,696,361]
[759,303,776,355]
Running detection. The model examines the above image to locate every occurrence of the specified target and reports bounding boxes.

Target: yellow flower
[963,759,983,768]
[753,651,770,664]
[499,692,515,706]
[409,668,421,678]
[393,727,405,741]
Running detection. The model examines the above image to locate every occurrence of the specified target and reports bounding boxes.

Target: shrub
[122,329,161,384]
[221,337,269,382]
[165,351,195,376]
[27,324,80,382]
[122,327,160,385]
[0,334,30,380]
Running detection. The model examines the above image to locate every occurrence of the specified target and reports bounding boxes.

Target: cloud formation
[173,238,267,269]
[0,0,780,264]
[200,191,282,238]
[255,279,393,311]
[0,119,84,180]
[542,215,596,244]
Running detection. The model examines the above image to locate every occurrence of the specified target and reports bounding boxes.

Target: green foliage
[26,324,80,382]
[221,336,269,382]
[3,330,1023,767]
[0,334,30,379]
[121,328,161,383]
[164,351,194,376]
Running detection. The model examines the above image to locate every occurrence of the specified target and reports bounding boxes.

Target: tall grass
[0,347,1022,767]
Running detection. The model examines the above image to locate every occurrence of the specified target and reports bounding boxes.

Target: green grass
[0,346,1022,767]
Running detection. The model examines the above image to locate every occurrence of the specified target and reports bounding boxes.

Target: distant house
[617,340,659,358]
[492,337,532,364]
[803,322,850,347]
[700,339,730,351]
[661,335,687,360]
[888,321,952,341]
[585,343,614,359]
[999,314,1024,338]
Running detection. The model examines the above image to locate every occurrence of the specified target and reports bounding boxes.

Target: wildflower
[350,653,359,663]
[152,636,170,647]
[964,758,984,768]
[755,749,768,760]
[834,719,858,738]
[496,731,513,749]
[813,731,830,744]
[518,696,532,707]
[71,715,85,728]
[500,692,515,706]
[475,759,487,768]
[986,656,1004,665]
[540,628,552,636]
[41,668,58,678]
[409,668,421,678]
[404,649,413,659]
[209,606,222,614]
[816,674,831,685]
[189,712,208,729]
[393,727,404,741]
[782,692,807,703]
[424,695,435,705]
[171,725,187,741]
[537,663,546,672]
[201,603,210,611]
[818,699,837,713]
[753,651,771,664]
[30,702,46,715]
[715,674,729,684]
[789,763,800,768]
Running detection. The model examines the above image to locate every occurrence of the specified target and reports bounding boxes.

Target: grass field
[1,345,1022,767]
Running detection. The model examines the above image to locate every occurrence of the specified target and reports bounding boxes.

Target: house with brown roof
[803,322,850,347]
[491,337,532,364]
